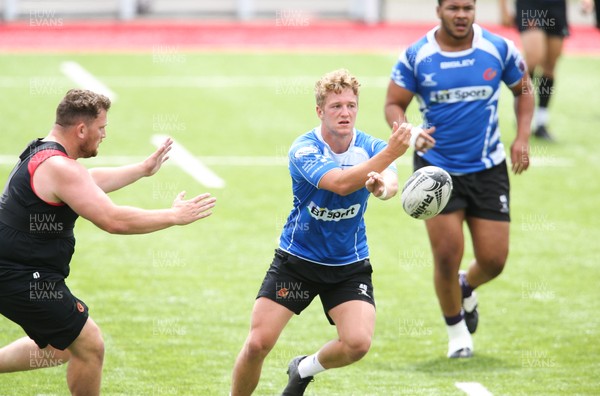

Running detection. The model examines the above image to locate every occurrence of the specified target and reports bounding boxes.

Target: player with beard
[384,0,534,358]
[0,89,216,395]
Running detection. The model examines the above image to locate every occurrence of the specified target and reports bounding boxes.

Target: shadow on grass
[410,353,519,376]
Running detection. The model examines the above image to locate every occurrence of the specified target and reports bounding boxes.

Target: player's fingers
[513,160,525,174]
[188,193,213,204]
[423,126,436,135]
[196,197,217,211]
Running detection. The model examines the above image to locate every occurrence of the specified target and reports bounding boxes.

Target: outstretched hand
[142,137,173,177]
[172,191,217,225]
[365,171,386,196]
[412,125,436,153]
[386,121,412,159]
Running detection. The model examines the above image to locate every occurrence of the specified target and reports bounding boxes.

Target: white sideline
[60,61,117,101]
[456,382,494,396]
[151,134,225,189]
[0,154,574,168]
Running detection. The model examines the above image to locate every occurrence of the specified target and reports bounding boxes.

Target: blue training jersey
[279,126,396,266]
[391,24,526,174]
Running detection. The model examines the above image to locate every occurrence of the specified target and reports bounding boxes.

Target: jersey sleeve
[289,142,339,188]
[390,47,418,93]
[502,39,527,87]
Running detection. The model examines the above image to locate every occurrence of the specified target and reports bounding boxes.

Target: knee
[343,335,372,363]
[86,324,105,364]
[480,257,506,279]
[435,258,461,281]
[73,321,105,364]
[243,333,276,361]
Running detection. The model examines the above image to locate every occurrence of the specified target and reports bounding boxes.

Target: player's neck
[321,128,353,154]
[435,29,473,52]
[44,128,76,159]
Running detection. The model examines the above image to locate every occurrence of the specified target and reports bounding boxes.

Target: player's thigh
[520,29,547,69]
[425,210,466,267]
[247,297,294,350]
[66,317,103,360]
[328,300,375,345]
[466,217,509,266]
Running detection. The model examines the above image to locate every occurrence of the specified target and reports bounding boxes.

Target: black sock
[538,75,554,109]
[444,312,463,326]
[460,272,473,298]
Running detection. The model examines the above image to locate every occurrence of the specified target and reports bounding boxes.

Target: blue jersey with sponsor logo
[279,126,396,266]
[391,24,526,174]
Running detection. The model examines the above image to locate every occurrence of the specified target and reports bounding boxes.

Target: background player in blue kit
[384,0,534,358]
[230,69,419,396]
[499,0,569,140]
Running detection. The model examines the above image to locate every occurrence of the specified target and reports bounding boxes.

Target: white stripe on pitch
[60,61,117,101]
[455,382,494,396]
[0,154,575,168]
[150,135,225,189]
[0,75,390,89]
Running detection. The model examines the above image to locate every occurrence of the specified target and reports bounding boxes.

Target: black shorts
[414,155,511,222]
[0,280,89,350]
[257,249,375,325]
[515,0,569,37]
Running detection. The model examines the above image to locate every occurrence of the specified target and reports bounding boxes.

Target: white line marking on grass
[150,135,225,189]
[0,154,575,168]
[0,154,286,167]
[455,382,493,396]
[60,61,117,101]
[0,76,389,89]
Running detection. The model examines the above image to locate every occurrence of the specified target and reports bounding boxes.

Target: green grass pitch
[0,51,599,395]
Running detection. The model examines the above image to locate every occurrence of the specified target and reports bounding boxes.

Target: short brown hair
[438,0,476,5]
[314,69,360,108]
[55,89,111,127]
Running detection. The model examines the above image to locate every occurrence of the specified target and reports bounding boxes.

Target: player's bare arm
[34,155,216,234]
[498,0,515,27]
[509,74,535,174]
[318,122,411,196]
[89,137,173,193]
[384,81,436,152]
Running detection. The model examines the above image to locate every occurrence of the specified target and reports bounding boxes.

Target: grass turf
[0,52,598,395]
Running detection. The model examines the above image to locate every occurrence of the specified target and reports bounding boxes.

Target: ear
[75,122,86,138]
[316,105,323,119]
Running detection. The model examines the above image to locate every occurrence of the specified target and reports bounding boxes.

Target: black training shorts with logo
[0,280,89,350]
[515,0,569,37]
[414,154,511,222]
[257,249,375,325]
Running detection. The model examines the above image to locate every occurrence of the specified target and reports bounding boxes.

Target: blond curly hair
[314,69,361,108]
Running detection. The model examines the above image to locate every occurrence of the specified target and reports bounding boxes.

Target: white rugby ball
[400,166,453,220]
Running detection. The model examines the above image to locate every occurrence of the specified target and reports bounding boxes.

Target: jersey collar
[313,125,357,155]
[427,23,482,58]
